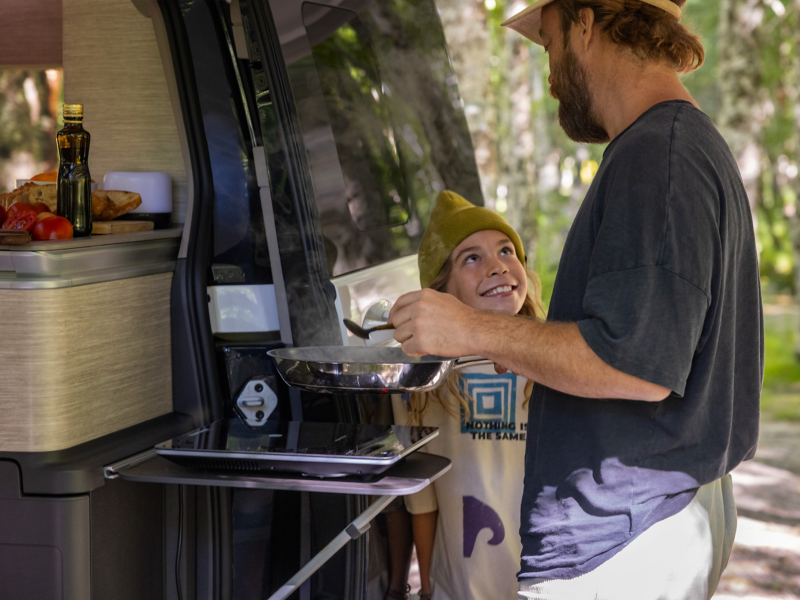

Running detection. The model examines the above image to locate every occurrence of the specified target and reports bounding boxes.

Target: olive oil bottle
[57,104,92,237]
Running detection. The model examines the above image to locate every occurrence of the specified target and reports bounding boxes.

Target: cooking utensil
[155,419,440,478]
[343,318,395,340]
[267,346,490,394]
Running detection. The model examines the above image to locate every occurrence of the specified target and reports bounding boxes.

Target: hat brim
[500,0,557,46]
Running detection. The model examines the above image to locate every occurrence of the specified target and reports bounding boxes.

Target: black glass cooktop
[156,419,438,477]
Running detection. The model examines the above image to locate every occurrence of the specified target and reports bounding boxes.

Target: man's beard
[550,43,609,144]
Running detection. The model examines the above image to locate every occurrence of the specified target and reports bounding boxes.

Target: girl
[388,190,546,600]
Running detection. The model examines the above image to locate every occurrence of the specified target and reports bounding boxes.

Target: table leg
[267,494,397,600]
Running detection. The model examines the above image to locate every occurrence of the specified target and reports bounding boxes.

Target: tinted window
[303,4,411,232]
[269,0,483,276]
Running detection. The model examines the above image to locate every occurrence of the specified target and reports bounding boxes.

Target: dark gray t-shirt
[518,101,763,580]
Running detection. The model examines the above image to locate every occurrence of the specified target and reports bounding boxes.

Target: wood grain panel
[0,0,62,68]
[0,273,173,452]
[63,0,188,223]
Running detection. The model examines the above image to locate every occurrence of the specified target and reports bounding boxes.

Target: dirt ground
[714,421,800,599]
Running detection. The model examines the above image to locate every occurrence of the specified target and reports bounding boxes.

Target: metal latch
[235,376,278,426]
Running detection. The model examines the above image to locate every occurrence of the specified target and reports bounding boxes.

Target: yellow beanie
[418,190,526,289]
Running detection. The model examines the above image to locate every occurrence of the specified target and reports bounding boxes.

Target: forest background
[0,0,798,420]
[435,0,800,422]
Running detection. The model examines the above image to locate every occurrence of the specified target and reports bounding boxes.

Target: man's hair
[553,0,705,73]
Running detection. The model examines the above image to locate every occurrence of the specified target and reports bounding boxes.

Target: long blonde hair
[406,255,546,425]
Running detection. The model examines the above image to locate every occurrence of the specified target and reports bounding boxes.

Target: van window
[270,0,483,276]
[303,3,410,232]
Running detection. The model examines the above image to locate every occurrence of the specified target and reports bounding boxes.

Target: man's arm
[389,289,671,402]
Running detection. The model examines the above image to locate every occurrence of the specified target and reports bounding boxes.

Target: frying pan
[267,347,489,394]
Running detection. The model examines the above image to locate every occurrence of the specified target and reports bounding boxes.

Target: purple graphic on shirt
[463,496,505,557]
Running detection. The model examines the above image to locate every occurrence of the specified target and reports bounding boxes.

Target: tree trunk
[716,0,765,212]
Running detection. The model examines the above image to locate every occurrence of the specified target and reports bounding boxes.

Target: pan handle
[452,356,493,370]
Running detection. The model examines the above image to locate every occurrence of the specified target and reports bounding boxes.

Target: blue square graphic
[458,373,517,434]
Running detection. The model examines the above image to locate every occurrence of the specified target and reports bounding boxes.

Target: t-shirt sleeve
[578,267,709,396]
[576,127,714,396]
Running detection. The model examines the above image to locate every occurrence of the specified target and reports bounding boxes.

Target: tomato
[32,202,51,215]
[32,216,73,241]
[7,202,36,218]
[36,211,55,222]
[3,209,37,232]
[0,205,5,223]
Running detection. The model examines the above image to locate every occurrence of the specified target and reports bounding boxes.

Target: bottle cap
[63,104,84,120]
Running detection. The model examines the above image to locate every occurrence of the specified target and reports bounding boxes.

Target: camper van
[0,0,484,598]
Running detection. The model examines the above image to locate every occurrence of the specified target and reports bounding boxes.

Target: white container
[103,171,172,214]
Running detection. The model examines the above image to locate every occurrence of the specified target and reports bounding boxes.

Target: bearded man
[388,0,764,598]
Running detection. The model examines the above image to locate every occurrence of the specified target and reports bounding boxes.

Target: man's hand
[392,293,671,401]
[389,289,479,357]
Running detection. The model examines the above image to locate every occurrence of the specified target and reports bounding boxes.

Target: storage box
[0,233,179,452]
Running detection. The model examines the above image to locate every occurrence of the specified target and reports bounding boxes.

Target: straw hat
[501,0,682,46]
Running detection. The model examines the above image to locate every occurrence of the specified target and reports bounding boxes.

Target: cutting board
[92,220,154,235]
[0,230,31,244]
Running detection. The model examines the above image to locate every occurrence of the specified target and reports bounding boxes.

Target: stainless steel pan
[267,347,489,394]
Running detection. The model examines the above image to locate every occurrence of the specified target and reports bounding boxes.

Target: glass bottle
[57,104,92,237]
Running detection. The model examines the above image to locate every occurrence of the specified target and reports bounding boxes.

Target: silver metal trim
[0,235,180,289]
[259,187,294,345]
[155,428,438,468]
[104,448,158,479]
[253,146,269,189]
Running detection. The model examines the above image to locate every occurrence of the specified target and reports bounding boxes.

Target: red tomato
[36,211,55,222]
[7,202,36,218]
[0,205,5,223]
[32,216,73,241]
[3,209,37,232]
[32,202,51,215]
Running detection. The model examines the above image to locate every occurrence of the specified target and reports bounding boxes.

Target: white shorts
[518,474,737,600]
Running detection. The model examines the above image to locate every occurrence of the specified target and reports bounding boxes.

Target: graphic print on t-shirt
[459,372,517,435]
[463,496,505,557]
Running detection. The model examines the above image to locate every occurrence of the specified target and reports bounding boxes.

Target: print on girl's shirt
[459,372,520,437]
[463,496,505,557]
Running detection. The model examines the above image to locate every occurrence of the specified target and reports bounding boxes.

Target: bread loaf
[0,182,36,209]
[92,191,142,221]
[1,184,141,222]
[27,184,58,212]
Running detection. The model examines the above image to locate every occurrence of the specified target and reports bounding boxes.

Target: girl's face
[444,229,527,314]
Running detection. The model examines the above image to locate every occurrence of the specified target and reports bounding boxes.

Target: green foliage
[0,70,59,192]
[761,309,800,421]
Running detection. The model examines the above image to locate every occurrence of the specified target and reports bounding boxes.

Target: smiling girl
[389,190,546,600]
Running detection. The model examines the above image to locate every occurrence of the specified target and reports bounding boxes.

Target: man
[388,0,763,598]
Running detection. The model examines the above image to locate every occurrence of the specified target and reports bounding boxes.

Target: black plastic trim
[158,0,224,424]
[0,412,195,496]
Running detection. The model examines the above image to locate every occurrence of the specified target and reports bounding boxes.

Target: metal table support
[268,493,396,600]
[105,451,450,599]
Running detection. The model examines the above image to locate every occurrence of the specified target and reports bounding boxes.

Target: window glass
[271,0,483,276]
[303,4,410,231]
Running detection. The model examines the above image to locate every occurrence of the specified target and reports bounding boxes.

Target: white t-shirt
[392,365,531,600]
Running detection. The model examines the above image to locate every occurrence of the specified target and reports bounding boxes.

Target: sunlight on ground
[714,423,800,599]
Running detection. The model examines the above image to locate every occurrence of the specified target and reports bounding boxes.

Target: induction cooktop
[155,419,438,478]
